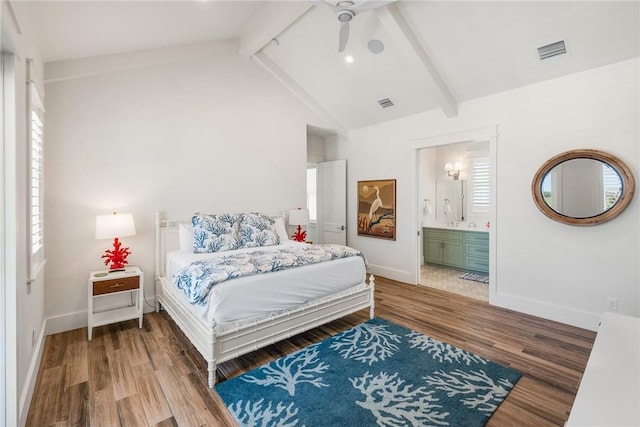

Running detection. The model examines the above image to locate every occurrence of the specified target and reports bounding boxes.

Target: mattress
[163,242,367,327]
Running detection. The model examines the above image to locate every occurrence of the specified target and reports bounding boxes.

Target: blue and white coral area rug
[216,318,521,426]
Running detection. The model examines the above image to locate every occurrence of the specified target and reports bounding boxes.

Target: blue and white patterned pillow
[192,213,241,253]
[239,213,280,248]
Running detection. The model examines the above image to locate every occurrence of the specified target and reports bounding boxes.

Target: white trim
[0,51,7,427]
[376,4,457,118]
[252,51,349,138]
[5,1,23,36]
[44,310,87,336]
[410,125,498,299]
[366,264,413,285]
[27,259,46,285]
[2,53,19,427]
[410,126,498,149]
[492,291,601,332]
[18,321,46,427]
[43,298,157,336]
[45,39,239,83]
[238,2,312,58]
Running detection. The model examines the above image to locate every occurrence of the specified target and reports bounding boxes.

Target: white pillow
[179,223,194,252]
[273,217,290,242]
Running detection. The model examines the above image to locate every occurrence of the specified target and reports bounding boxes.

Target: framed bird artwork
[357,179,396,240]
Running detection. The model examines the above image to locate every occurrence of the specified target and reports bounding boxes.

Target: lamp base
[292,225,307,242]
[101,237,132,271]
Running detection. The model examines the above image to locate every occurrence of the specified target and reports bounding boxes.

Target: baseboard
[45,297,157,336]
[45,310,88,336]
[367,264,415,285]
[492,291,602,331]
[18,321,46,427]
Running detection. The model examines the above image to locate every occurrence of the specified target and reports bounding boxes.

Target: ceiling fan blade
[353,0,395,13]
[338,21,350,52]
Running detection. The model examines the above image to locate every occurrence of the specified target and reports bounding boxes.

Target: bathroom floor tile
[420,265,489,302]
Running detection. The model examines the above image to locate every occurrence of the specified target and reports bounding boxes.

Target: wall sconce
[445,162,463,180]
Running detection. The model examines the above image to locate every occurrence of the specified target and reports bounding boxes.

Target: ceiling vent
[377,98,395,108]
[537,40,567,60]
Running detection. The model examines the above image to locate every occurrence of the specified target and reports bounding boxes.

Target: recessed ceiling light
[345,55,354,63]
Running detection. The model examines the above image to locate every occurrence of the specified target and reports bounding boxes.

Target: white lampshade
[95,212,136,240]
[444,162,454,172]
[288,209,310,226]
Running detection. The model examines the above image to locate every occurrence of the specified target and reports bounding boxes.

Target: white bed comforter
[163,241,367,326]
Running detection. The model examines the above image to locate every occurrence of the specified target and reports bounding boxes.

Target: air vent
[377,98,395,108]
[537,40,566,60]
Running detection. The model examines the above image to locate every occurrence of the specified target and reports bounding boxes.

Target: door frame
[409,126,498,302]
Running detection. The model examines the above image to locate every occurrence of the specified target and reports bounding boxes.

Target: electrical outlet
[606,297,618,311]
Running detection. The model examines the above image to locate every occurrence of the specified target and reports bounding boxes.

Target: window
[471,158,490,213]
[29,80,45,270]
[31,109,43,254]
[602,164,621,210]
[307,165,317,222]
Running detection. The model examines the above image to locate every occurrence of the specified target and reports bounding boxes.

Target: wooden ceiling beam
[253,51,350,138]
[238,2,313,58]
[376,4,458,118]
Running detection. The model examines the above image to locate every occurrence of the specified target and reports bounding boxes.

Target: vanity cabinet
[464,231,489,274]
[423,228,489,274]
[423,228,464,268]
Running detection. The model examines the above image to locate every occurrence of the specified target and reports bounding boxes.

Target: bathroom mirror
[436,180,466,222]
[531,149,635,226]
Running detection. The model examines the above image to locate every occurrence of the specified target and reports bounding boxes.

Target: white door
[317,159,346,244]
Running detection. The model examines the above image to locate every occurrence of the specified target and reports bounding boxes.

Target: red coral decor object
[101,237,132,271]
[292,226,307,242]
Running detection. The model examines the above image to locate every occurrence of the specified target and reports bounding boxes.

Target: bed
[154,212,375,388]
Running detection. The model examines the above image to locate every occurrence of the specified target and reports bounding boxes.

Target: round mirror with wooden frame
[531,149,635,226]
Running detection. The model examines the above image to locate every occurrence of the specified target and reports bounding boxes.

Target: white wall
[43,48,327,332]
[1,1,47,425]
[328,58,639,331]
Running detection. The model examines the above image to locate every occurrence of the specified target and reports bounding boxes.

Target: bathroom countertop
[423,224,489,233]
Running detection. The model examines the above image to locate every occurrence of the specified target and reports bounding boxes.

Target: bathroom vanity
[423,227,488,274]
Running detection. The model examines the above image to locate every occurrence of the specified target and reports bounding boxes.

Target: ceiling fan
[318,0,393,52]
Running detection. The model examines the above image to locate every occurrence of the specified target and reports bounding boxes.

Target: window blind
[31,109,44,255]
[602,164,621,210]
[29,77,45,269]
[471,158,490,212]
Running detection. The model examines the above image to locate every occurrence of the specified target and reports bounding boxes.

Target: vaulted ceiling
[14,1,640,135]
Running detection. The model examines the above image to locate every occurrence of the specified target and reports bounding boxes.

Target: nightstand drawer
[93,275,139,296]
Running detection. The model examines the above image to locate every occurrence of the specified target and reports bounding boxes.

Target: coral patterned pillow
[192,213,241,253]
[239,213,280,248]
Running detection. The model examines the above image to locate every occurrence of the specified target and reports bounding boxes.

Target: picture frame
[357,179,396,240]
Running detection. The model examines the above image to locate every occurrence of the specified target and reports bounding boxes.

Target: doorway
[306,125,346,245]
[412,127,497,302]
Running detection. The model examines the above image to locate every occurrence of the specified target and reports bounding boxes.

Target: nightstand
[88,266,143,340]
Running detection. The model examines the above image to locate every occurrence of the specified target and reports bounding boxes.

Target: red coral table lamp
[288,208,310,242]
[95,212,136,272]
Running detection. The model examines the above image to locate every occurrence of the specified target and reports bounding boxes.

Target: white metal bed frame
[154,212,375,388]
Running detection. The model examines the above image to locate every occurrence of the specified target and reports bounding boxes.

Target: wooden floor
[26,277,596,426]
